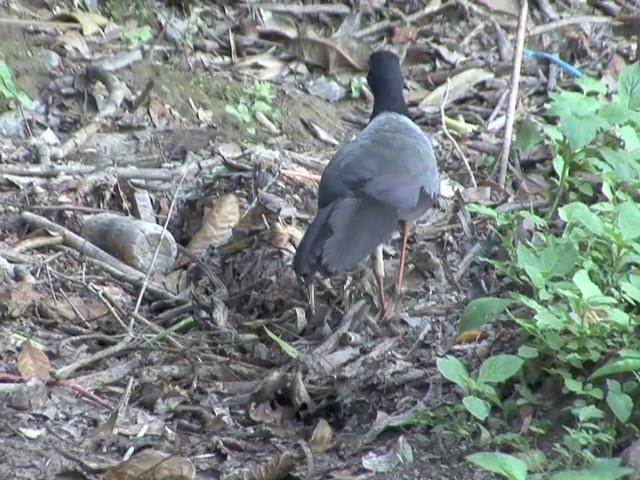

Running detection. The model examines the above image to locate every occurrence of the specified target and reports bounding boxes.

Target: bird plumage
[293,50,440,294]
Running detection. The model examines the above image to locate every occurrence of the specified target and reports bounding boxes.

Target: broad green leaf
[436,356,471,392]
[0,61,32,106]
[572,270,602,300]
[477,354,524,384]
[617,202,640,240]
[618,62,640,109]
[607,390,633,423]
[540,241,578,277]
[459,297,514,332]
[467,452,527,480]
[263,326,299,359]
[590,357,640,380]
[253,100,272,113]
[576,405,604,422]
[576,75,608,95]
[559,202,605,236]
[514,118,543,151]
[553,458,634,480]
[517,345,539,359]
[462,395,490,421]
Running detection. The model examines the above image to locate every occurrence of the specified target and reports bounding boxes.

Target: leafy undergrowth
[434,63,640,480]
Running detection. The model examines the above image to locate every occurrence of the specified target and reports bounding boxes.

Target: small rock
[39,50,61,72]
[82,213,178,273]
[305,76,347,103]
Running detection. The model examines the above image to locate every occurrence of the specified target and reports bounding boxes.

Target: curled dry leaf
[50,11,111,36]
[103,449,195,480]
[290,370,312,411]
[270,222,303,250]
[418,68,494,114]
[179,193,240,266]
[17,340,51,381]
[222,450,297,480]
[0,282,42,318]
[310,418,333,452]
[286,32,372,73]
[38,295,109,323]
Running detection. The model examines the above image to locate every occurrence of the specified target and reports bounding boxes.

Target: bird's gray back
[318,112,439,212]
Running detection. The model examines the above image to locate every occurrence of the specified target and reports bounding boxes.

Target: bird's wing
[318,113,439,210]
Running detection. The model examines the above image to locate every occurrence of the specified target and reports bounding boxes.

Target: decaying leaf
[286,33,372,73]
[310,418,333,452]
[50,11,111,36]
[38,296,109,323]
[181,193,240,262]
[418,68,494,113]
[222,450,297,480]
[270,222,303,250]
[0,282,41,318]
[290,370,312,411]
[17,340,51,381]
[103,449,195,480]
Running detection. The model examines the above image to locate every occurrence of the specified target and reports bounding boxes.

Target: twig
[53,337,132,380]
[353,1,454,39]
[528,15,623,36]
[0,158,224,181]
[497,0,528,191]
[132,163,190,318]
[439,79,477,188]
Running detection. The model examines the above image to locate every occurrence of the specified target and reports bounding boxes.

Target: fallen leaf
[103,449,195,480]
[17,340,51,381]
[418,68,494,114]
[455,330,487,344]
[477,0,519,16]
[180,193,240,265]
[50,11,110,36]
[286,32,372,73]
[0,282,41,318]
[310,418,333,452]
[38,296,109,322]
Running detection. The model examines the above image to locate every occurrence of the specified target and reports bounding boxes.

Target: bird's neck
[370,91,410,121]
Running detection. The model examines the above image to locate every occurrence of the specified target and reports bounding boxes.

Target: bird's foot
[379,301,389,321]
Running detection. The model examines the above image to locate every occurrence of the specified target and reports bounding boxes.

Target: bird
[293,50,440,320]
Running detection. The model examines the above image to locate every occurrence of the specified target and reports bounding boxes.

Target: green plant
[225,80,282,135]
[453,63,640,476]
[0,61,32,107]
[437,354,524,421]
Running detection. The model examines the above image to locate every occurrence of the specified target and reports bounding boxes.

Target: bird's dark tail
[293,197,398,282]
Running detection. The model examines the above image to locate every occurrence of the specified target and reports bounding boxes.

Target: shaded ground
[0,1,635,479]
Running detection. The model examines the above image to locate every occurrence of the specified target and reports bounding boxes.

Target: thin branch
[498,0,528,190]
[440,79,477,188]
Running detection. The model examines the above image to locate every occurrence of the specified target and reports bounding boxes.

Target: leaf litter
[0,0,635,479]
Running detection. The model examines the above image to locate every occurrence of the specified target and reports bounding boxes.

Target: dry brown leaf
[235,204,268,234]
[290,370,312,411]
[50,11,110,36]
[222,450,297,480]
[286,34,372,73]
[248,402,296,425]
[103,449,195,480]
[270,222,303,251]
[38,296,109,322]
[17,341,51,381]
[310,418,333,452]
[418,68,494,114]
[0,282,41,318]
[182,193,240,262]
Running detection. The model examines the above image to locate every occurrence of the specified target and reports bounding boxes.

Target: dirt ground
[0,1,633,479]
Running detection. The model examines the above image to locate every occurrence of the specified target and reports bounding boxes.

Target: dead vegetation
[0,0,637,478]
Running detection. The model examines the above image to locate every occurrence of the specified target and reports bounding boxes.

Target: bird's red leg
[395,221,410,293]
[372,245,388,320]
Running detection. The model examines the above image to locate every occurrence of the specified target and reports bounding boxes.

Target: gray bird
[293,50,440,319]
